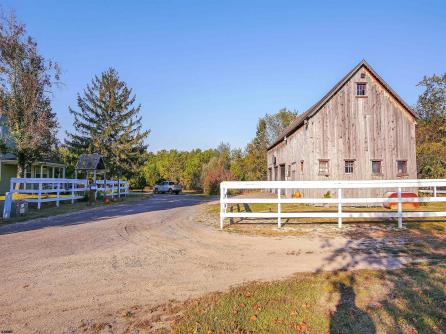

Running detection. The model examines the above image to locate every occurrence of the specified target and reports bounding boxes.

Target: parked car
[153,181,182,194]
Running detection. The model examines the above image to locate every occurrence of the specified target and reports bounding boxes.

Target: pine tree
[65,68,149,178]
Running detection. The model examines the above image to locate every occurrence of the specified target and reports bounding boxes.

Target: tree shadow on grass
[330,277,376,334]
[319,231,446,333]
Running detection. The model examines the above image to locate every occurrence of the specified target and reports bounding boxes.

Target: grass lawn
[171,264,446,334]
[0,191,152,224]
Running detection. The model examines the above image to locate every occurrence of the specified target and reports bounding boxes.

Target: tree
[416,73,446,178]
[242,108,297,181]
[0,11,60,177]
[65,68,149,178]
[244,118,268,180]
[201,143,232,195]
[263,108,298,146]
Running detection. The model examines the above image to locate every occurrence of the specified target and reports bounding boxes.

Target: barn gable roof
[268,60,418,150]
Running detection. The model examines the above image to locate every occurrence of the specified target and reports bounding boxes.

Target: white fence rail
[9,178,129,209]
[219,179,446,229]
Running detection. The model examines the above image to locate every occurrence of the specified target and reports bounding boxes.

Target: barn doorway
[279,164,286,181]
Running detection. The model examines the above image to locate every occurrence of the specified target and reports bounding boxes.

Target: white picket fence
[219,179,446,229]
[9,178,129,209]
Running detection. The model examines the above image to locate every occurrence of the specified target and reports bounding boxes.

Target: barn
[267,60,418,197]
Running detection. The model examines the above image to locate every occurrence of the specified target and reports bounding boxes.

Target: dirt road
[0,194,409,333]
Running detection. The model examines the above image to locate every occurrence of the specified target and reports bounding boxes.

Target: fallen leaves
[250,315,257,321]
[289,321,308,331]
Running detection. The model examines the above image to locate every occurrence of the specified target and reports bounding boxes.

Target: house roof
[268,60,418,150]
[76,153,106,170]
[0,153,65,166]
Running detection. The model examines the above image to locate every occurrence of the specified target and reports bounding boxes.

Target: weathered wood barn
[267,60,418,197]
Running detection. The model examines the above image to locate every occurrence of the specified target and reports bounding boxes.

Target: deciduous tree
[416,73,446,178]
[0,11,60,177]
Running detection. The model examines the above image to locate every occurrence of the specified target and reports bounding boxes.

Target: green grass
[172,264,446,334]
[0,192,152,224]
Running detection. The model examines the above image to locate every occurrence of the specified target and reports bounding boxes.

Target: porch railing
[219,179,446,229]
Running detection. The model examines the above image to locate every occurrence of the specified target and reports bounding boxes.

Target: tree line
[141,108,297,194]
[1,10,445,193]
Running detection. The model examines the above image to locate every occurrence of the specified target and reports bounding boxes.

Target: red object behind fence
[383,192,420,210]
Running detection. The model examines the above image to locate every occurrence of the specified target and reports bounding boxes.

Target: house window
[300,160,304,174]
[356,83,366,96]
[397,160,408,176]
[287,164,291,178]
[344,160,354,174]
[318,160,329,175]
[268,168,272,181]
[25,166,32,178]
[372,160,382,175]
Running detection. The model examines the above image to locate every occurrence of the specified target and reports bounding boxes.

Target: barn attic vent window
[356,83,366,96]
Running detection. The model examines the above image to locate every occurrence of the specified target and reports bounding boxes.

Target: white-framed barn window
[356,83,366,96]
[344,160,354,174]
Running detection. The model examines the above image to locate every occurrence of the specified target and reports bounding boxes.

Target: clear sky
[3,0,446,152]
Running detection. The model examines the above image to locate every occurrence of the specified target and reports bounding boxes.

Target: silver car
[153,181,182,194]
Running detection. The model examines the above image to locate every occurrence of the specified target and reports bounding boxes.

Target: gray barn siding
[267,65,417,198]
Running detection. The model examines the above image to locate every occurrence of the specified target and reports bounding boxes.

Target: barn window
[356,83,366,96]
[300,160,304,174]
[397,160,408,176]
[318,160,329,175]
[372,160,382,175]
[344,160,354,174]
[291,162,296,180]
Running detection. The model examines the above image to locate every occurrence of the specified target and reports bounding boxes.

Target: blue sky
[4,0,446,152]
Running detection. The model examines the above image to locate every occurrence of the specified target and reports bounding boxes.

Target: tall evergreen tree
[65,68,149,178]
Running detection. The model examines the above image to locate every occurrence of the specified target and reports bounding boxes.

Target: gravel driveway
[0,194,409,333]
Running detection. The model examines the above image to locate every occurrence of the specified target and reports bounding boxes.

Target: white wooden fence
[220,179,446,229]
[9,178,129,209]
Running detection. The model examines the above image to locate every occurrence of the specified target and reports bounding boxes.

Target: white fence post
[37,181,42,209]
[220,184,225,229]
[434,186,437,197]
[56,181,60,207]
[338,188,342,228]
[277,188,281,228]
[71,180,75,204]
[397,186,403,228]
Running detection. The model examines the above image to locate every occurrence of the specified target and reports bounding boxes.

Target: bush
[201,156,232,195]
